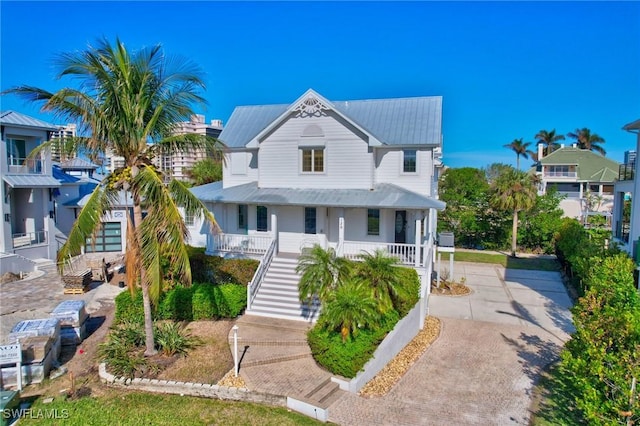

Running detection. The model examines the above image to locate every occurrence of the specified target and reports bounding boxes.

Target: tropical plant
[320,278,380,342]
[490,168,538,256]
[296,244,350,305]
[535,129,565,156]
[503,138,535,170]
[5,38,222,356]
[566,128,606,155]
[153,321,200,357]
[559,254,640,425]
[186,158,222,186]
[355,249,407,313]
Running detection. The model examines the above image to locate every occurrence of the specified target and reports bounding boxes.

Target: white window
[403,149,417,173]
[301,149,324,173]
[184,211,195,226]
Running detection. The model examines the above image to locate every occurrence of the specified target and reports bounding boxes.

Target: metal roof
[0,111,58,131]
[191,181,445,210]
[59,158,98,170]
[218,91,442,148]
[63,190,132,208]
[623,119,640,130]
[3,174,61,188]
[539,147,620,182]
[52,166,81,184]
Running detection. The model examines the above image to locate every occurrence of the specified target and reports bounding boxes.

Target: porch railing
[211,233,272,256]
[12,231,47,249]
[7,157,44,174]
[342,241,421,267]
[247,238,277,310]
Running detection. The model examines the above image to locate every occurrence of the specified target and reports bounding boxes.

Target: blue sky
[1,1,639,169]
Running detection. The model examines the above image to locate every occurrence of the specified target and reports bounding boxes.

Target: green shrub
[186,248,258,285]
[217,283,247,318]
[308,310,399,378]
[154,321,200,357]
[191,284,218,320]
[157,286,193,321]
[558,254,640,425]
[114,289,145,325]
[394,267,420,317]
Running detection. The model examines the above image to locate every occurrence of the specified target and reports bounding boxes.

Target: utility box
[438,232,455,248]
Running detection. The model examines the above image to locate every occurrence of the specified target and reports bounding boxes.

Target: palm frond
[57,184,118,273]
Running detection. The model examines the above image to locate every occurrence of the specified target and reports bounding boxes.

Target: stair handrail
[247,238,277,310]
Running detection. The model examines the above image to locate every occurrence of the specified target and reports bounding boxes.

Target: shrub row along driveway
[328,261,574,425]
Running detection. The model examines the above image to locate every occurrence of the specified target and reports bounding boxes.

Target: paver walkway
[0,263,124,343]
[232,261,573,425]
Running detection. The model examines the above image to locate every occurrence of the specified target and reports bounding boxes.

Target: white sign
[0,344,21,364]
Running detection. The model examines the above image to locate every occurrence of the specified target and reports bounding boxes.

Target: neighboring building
[157,114,223,181]
[536,144,620,222]
[50,123,77,162]
[104,147,125,174]
[190,89,445,321]
[612,119,640,258]
[1,111,60,262]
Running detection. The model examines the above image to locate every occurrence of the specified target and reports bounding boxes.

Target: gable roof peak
[290,89,334,117]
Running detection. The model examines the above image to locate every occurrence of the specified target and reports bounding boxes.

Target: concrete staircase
[246,255,321,322]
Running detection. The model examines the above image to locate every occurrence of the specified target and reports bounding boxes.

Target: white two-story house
[191,89,445,321]
[1,111,60,267]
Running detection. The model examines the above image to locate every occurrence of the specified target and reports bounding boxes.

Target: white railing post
[414,219,421,267]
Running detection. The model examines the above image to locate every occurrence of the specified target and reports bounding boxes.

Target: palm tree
[355,249,406,313]
[490,168,538,257]
[296,244,351,305]
[566,128,606,155]
[321,279,379,342]
[5,38,221,356]
[535,129,565,156]
[504,138,535,170]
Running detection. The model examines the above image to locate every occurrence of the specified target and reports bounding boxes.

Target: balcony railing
[556,191,582,199]
[614,221,630,243]
[342,241,423,267]
[544,171,577,178]
[7,157,44,174]
[211,233,273,256]
[12,231,47,248]
[619,163,635,181]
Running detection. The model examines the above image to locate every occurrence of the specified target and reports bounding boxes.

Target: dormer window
[403,149,417,173]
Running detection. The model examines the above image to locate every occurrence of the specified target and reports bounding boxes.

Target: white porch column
[338,212,345,256]
[271,212,278,253]
[414,218,421,267]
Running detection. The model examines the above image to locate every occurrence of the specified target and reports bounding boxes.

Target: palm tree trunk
[133,200,157,356]
[511,210,518,257]
[516,155,520,170]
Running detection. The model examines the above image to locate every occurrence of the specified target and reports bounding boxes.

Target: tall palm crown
[503,138,534,170]
[490,168,538,257]
[6,38,221,355]
[535,129,565,156]
[355,249,407,313]
[566,128,606,156]
[296,245,351,305]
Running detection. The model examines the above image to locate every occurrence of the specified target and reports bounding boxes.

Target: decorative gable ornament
[293,95,330,117]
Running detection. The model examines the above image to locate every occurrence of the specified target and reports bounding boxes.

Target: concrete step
[245,308,319,323]
[303,378,344,409]
[248,303,320,318]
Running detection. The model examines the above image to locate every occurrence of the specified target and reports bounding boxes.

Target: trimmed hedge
[186,246,258,285]
[116,283,246,324]
[394,267,420,317]
[308,310,400,378]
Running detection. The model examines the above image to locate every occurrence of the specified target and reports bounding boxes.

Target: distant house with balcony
[1,111,129,275]
[536,145,620,223]
[1,111,60,265]
[190,89,445,321]
[612,119,640,257]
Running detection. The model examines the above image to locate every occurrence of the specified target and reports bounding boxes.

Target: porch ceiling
[3,175,61,188]
[191,181,446,210]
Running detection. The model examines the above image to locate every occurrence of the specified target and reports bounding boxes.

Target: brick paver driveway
[328,262,573,425]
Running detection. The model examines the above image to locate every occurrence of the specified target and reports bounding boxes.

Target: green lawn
[439,251,560,271]
[19,391,321,425]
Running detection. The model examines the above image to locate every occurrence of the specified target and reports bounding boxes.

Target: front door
[395,210,406,244]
